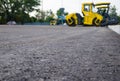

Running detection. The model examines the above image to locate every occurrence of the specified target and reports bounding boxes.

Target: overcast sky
[41,0,120,15]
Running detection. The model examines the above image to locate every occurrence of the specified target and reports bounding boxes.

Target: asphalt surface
[0,25,120,81]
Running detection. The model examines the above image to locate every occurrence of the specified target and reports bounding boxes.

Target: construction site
[0,1,120,81]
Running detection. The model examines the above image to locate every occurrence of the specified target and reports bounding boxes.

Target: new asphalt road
[0,25,120,81]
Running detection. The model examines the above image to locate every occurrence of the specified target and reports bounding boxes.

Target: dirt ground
[0,25,120,81]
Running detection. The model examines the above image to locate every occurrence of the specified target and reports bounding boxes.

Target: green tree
[36,9,46,22]
[64,12,69,16]
[30,16,37,22]
[109,5,120,24]
[0,0,40,24]
[57,8,65,17]
[118,15,120,24]
[56,8,68,16]
[109,5,117,17]
[45,10,54,22]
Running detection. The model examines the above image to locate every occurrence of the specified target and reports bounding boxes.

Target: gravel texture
[0,25,120,81]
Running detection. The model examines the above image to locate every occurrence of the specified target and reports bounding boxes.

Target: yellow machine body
[50,20,57,25]
[66,2,104,26]
[82,2,103,25]
[66,13,78,26]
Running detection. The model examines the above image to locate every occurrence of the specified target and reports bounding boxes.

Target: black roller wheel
[66,18,76,27]
[93,18,100,26]
[76,13,83,25]
[100,18,108,27]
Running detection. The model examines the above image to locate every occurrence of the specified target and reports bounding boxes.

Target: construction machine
[50,8,66,25]
[65,2,118,26]
[50,16,66,25]
[95,2,119,26]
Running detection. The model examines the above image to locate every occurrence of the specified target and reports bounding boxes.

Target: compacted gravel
[0,25,120,81]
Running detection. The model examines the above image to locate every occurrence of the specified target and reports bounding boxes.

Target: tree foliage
[0,0,40,24]
[57,8,65,17]
[56,8,68,17]
[109,5,117,17]
[118,15,120,24]
[45,10,54,22]
[36,9,46,22]
[109,5,120,24]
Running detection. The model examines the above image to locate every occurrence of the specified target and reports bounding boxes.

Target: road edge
[108,25,120,35]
